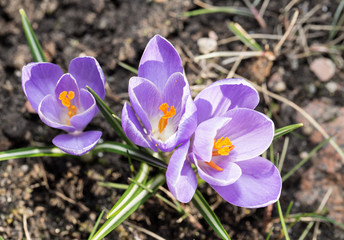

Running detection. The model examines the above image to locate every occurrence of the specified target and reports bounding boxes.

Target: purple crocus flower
[166,79,282,208]
[22,57,105,155]
[121,35,197,152]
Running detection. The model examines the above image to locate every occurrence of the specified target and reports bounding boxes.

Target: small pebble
[325,82,338,94]
[197,37,217,54]
[310,57,336,82]
[21,165,29,173]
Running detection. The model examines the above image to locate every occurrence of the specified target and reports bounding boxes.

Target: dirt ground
[0,0,344,239]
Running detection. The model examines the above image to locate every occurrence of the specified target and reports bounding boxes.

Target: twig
[274,9,299,54]
[195,51,264,60]
[284,0,299,13]
[124,221,166,240]
[52,190,90,212]
[307,24,344,31]
[312,221,320,240]
[23,213,32,240]
[218,34,283,45]
[194,0,212,9]
[234,73,344,162]
[259,0,270,19]
[242,0,267,29]
[227,45,248,78]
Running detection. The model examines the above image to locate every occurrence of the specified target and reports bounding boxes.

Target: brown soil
[0,0,343,239]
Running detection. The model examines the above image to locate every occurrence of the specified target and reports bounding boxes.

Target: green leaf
[118,61,138,74]
[88,210,105,240]
[98,182,128,190]
[192,190,231,240]
[86,87,134,147]
[0,146,66,161]
[183,7,253,18]
[0,142,167,169]
[276,200,290,240]
[228,22,262,51]
[19,9,46,62]
[91,173,165,240]
[107,163,149,218]
[274,123,303,140]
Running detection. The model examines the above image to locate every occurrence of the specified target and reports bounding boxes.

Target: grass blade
[276,200,290,240]
[329,0,344,40]
[98,182,128,190]
[288,213,344,230]
[19,9,46,62]
[282,137,330,182]
[192,190,231,240]
[228,22,262,51]
[90,173,165,240]
[88,210,105,240]
[107,163,149,218]
[274,123,303,140]
[183,7,253,18]
[118,61,138,74]
[87,86,134,147]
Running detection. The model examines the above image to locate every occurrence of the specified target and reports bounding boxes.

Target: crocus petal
[194,79,259,123]
[211,157,282,208]
[68,56,105,99]
[150,72,197,151]
[138,35,183,92]
[192,117,232,162]
[121,102,158,151]
[38,94,76,132]
[218,108,274,161]
[193,154,242,186]
[22,62,63,112]
[128,76,162,133]
[166,141,197,203]
[54,73,80,109]
[70,89,98,131]
[52,130,102,155]
[152,96,197,152]
[162,72,188,125]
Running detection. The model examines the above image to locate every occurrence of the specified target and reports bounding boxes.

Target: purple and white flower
[22,56,105,155]
[166,79,282,208]
[121,35,197,152]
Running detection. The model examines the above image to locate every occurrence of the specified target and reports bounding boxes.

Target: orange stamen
[158,103,176,133]
[207,137,235,171]
[206,161,224,171]
[59,91,77,122]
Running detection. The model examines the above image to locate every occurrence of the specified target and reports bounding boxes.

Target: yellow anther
[158,103,176,133]
[212,137,234,157]
[58,91,77,124]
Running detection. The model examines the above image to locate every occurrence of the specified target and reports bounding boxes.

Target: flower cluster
[21,34,281,208]
[22,57,105,155]
[122,35,282,208]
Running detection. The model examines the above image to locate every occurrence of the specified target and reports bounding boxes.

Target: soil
[0,0,344,239]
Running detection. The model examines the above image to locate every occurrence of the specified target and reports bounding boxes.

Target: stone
[310,57,336,82]
[197,37,217,54]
